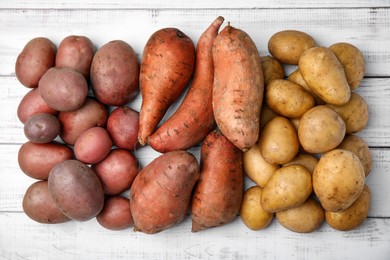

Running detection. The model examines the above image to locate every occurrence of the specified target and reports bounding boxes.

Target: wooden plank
[0,8,389,77]
[0,212,389,260]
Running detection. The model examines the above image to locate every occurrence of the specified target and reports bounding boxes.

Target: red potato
[106,106,139,150]
[212,24,264,151]
[92,149,140,196]
[24,113,60,143]
[191,129,244,232]
[74,127,112,164]
[148,17,224,153]
[130,150,200,234]
[138,28,196,146]
[15,37,56,88]
[97,196,134,231]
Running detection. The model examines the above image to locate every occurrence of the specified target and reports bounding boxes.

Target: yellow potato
[329,42,365,90]
[240,186,274,230]
[289,118,300,132]
[261,164,312,213]
[276,197,324,233]
[299,46,351,105]
[266,79,315,119]
[287,69,324,105]
[313,149,365,212]
[298,105,346,153]
[283,153,319,174]
[243,144,280,188]
[261,55,285,86]
[259,103,278,129]
[326,185,370,231]
[268,30,317,65]
[259,116,299,165]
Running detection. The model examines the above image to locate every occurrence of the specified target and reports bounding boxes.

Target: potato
[313,149,365,212]
[130,150,199,234]
[261,55,285,86]
[298,105,346,153]
[289,118,300,131]
[287,69,324,105]
[92,149,140,196]
[91,40,139,106]
[337,135,372,176]
[283,153,319,174]
[58,97,108,145]
[39,67,88,112]
[327,92,369,134]
[259,103,278,129]
[266,79,315,118]
[17,88,58,124]
[48,160,104,221]
[15,37,56,88]
[18,141,73,180]
[329,42,365,90]
[22,180,70,224]
[299,46,351,105]
[74,127,112,164]
[259,116,299,165]
[240,186,274,230]
[243,143,279,188]
[55,35,95,78]
[24,113,60,143]
[325,185,370,231]
[261,164,312,213]
[276,197,324,233]
[106,106,139,150]
[97,196,133,231]
[268,30,317,65]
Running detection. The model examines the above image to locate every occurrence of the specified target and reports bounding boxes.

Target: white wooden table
[1,1,389,259]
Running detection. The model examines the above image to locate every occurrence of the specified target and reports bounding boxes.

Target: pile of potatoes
[241,30,372,233]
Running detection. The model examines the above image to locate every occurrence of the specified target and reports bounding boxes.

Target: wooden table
[1,1,389,259]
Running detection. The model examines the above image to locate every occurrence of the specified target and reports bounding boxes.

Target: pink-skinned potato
[97,196,134,230]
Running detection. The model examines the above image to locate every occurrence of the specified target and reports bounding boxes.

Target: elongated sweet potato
[129,150,200,234]
[148,17,224,153]
[191,129,244,232]
[138,28,196,146]
[212,24,264,151]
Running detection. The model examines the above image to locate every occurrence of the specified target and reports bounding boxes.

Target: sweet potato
[148,17,224,153]
[138,28,196,146]
[191,129,244,232]
[212,24,264,151]
[129,150,199,234]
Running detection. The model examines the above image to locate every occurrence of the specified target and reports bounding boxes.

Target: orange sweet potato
[148,17,224,153]
[138,28,196,146]
[191,129,244,232]
[212,24,264,152]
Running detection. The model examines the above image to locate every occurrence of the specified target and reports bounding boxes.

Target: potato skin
[15,37,56,88]
[287,69,324,105]
[191,130,243,232]
[23,181,70,224]
[130,150,199,234]
[261,55,285,86]
[18,141,73,180]
[24,113,60,143]
[48,160,104,221]
[97,196,134,231]
[283,153,319,174]
[212,24,264,151]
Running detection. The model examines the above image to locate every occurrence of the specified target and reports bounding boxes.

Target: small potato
[240,186,274,230]
[18,141,73,180]
[289,118,300,131]
[268,30,317,65]
[325,185,370,231]
[283,153,319,174]
[327,92,369,134]
[287,69,324,105]
[313,149,365,212]
[106,106,139,150]
[298,105,346,154]
[97,196,134,231]
[261,55,285,86]
[243,144,279,188]
[337,135,372,176]
[266,79,315,118]
[24,113,60,143]
[276,197,324,233]
[39,67,88,112]
[15,37,56,88]
[92,149,140,196]
[74,127,112,164]
[259,116,299,165]
[23,180,70,224]
[261,164,312,213]
[329,42,365,90]
[259,103,278,129]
